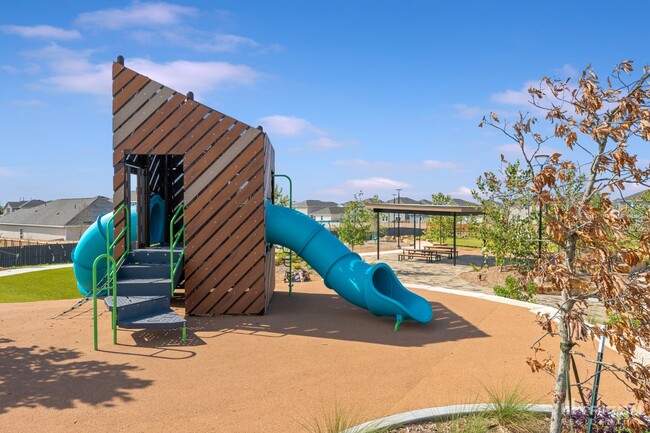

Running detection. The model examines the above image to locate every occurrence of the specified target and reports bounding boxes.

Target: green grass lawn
[441,237,484,248]
[0,267,80,303]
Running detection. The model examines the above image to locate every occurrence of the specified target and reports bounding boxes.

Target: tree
[339,191,374,251]
[480,61,650,432]
[273,184,290,207]
[472,161,538,269]
[624,189,650,243]
[423,193,454,244]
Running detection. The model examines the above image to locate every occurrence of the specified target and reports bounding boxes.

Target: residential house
[0,196,112,241]
[613,189,650,211]
[3,199,45,214]
[294,200,340,218]
[311,206,345,228]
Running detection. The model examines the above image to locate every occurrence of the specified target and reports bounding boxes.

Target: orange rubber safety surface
[0,283,635,433]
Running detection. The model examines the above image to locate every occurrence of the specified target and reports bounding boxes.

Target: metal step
[116,277,172,296]
[118,263,169,280]
[117,309,186,329]
[127,247,183,265]
[104,295,169,322]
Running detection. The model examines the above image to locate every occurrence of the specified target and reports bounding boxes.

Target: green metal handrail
[107,203,131,271]
[92,203,130,350]
[170,204,185,297]
[92,253,117,350]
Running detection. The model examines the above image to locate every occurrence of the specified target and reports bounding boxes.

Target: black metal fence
[0,243,77,268]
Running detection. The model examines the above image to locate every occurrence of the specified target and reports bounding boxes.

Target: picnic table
[398,248,441,263]
[423,244,458,259]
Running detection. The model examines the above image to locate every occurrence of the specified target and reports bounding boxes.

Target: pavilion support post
[376,211,380,260]
[413,214,416,248]
[453,213,457,266]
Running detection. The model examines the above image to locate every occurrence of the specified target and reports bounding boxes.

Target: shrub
[563,403,650,433]
[493,276,536,303]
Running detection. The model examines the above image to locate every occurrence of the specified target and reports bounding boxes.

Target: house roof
[613,189,650,204]
[294,200,340,208]
[311,206,345,216]
[0,196,112,227]
[5,200,27,208]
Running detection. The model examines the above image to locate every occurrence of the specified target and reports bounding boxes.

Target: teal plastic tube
[265,201,433,323]
[72,195,166,296]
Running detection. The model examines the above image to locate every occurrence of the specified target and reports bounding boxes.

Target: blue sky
[1,1,649,205]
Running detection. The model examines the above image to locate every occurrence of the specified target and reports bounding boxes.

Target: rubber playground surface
[0,282,635,433]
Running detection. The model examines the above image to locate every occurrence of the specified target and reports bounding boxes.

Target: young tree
[472,161,538,269]
[273,184,290,207]
[339,191,374,251]
[480,61,650,432]
[423,193,454,244]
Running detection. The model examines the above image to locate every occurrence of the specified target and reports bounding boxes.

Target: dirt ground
[0,280,637,433]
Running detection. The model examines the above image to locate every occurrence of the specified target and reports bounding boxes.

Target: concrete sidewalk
[0,263,73,278]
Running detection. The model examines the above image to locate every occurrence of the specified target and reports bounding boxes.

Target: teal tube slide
[72,195,166,296]
[265,201,433,324]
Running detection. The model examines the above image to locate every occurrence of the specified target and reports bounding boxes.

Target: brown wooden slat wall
[112,61,274,315]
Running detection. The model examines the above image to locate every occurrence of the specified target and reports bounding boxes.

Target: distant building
[0,196,112,241]
[294,200,340,217]
[3,199,46,214]
[311,206,344,224]
[612,189,650,210]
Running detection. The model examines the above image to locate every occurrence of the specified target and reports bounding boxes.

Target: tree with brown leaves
[480,60,650,433]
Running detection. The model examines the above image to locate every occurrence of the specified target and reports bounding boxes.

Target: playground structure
[72,56,432,348]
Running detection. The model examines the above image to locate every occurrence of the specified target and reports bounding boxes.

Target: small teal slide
[72,195,166,296]
[265,201,433,324]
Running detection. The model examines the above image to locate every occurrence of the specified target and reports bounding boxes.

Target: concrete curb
[343,403,553,432]
[405,283,650,366]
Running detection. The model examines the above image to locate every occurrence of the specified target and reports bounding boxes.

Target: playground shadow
[185,291,489,347]
[0,339,152,414]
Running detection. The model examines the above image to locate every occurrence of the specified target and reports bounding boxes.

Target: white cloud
[128,58,260,96]
[0,25,81,40]
[557,64,577,78]
[26,44,261,96]
[10,99,47,108]
[491,76,575,110]
[0,65,17,73]
[450,186,474,199]
[210,34,259,52]
[346,177,411,190]
[259,115,321,137]
[315,188,349,197]
[334,159,393,169]
[0,167,19,177]
[259,115,353,151]
[422,160,456,169]
[491,81,538,106]
[308,137,352,149]
[495,143,559,157]
[76,2,197,29]
[451,103,483,119]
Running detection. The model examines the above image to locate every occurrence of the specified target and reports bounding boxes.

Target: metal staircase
[104,247,186,338]
[92,203,187,350]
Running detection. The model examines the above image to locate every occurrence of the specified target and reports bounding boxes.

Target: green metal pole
[93,259,99,351]
[586,335,607,433]
[274,174,293,295]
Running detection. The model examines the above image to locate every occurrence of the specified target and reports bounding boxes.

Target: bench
[398,248,441,263]
[423,245,458,259]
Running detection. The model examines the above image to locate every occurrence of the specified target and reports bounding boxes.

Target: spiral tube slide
[265,201,433,324]
[72,195,166,296]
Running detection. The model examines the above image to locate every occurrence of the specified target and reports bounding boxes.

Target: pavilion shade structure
[112,60,275,315]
